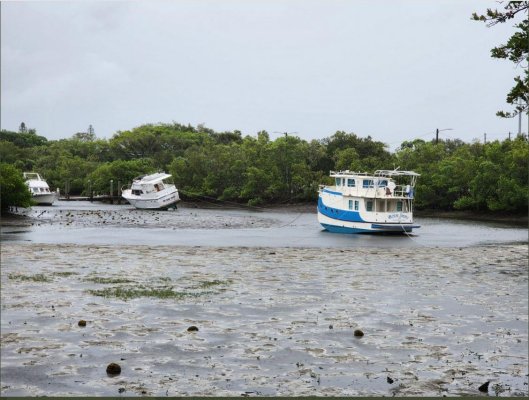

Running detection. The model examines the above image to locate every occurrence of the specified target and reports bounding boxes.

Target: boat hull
[122,189,180,210]
[32,193,58,206]
[318,211,419,234]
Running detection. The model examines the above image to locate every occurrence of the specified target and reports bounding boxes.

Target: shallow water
[1,201,527,247]
[1,202,528,396]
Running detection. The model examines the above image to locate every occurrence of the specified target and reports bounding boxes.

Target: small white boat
[318,169,420,234]
[121,172,180,210]
[23,172,58,206]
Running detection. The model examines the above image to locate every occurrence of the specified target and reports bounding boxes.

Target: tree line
[1,123,527,214]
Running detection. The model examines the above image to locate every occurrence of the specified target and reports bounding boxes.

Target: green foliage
[86,159,156,195]
[109,123,209,168]
[0,129,48,147]
[395,137,529,213]
[1,120,527,214]
[0,140,23,164]
[473,2,529,118]
[33,147,99,195]
[0,163,32,212]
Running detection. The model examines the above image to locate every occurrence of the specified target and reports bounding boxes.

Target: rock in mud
[478,381,490,392]
[106,362,121,376]
[354,329,364,337]
[78,320,87,327]
[187,326,199,332]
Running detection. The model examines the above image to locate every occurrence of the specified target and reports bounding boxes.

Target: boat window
[354,200,359,211]
[366,201,373,211]
[347,179,355,187]
[378,180,388,188]
[335,178,341,187]
[362,179,374,188]
[348,200,353,210]
[132,189,143,195]
[397,201,403,211]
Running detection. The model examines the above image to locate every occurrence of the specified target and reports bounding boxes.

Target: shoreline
[4,200,527,225]
[415,209,528,226]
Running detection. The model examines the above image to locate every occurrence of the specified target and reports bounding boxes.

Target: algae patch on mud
[52,271,78,277]
[84,276,135,284]
[8,273,52,283]
[86,279,232,300]
[196,279,233,289]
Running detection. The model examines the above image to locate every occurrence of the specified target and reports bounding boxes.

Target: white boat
[318,169,421,234]
[121,172,180,209]
[23,172,58,206]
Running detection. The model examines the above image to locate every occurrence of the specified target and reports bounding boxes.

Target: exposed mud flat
[5,204,278,230]
[1,242,527,396]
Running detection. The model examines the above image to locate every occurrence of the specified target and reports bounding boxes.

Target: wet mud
[4,204,277,230]
[1,242,527,396]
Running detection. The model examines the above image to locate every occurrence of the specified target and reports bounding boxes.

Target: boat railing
[319,183,416,199]
[392,185,414,198]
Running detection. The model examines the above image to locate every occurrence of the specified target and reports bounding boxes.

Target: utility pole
[284,132,289,201]
[508,131,511,141]
[484,133,487,144]
[435,128,453,144]
[518,99,522,136]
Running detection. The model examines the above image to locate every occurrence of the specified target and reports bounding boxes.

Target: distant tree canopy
[0,122,527,214]
[1,129,48,148]
[473,1,529,118]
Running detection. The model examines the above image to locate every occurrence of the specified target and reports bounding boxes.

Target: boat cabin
[327,169,419,215]
[130,173,174,195]
[23,172,53,194]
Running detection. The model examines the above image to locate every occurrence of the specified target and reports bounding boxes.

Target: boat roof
[133,172,172,184]
[374,169,420,177]
[23,172,43,180]
[330,169,420,178]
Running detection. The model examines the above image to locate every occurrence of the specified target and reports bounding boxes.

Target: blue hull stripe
[320,223,417,234]
[322,188,343,196]
[318,197,365,222]
[320,223,372,234]
[371,223,420,230]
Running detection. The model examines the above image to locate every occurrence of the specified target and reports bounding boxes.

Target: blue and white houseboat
[317,169,420,234]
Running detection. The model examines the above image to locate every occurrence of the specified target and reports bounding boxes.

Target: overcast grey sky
[1,0,524,149]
